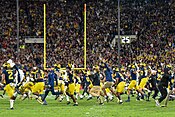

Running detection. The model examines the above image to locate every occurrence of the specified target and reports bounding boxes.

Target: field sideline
[0,94,175,117]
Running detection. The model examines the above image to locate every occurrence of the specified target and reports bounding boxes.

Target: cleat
[67,101,71,105]
[155,100,160,107]
[42,100,47,105]
[161,105,167,107]
[99,102,104,105]
[87,97,92,101]
[110,97,114,101]
[146,99,150,102]
[0,95,3,98]
[55,95,59,100]
[136,96,140,101]
[36,98,44,105]
[73,103,78,106]
[125,99,130,102]
[119,100,123,104]
[8,108,14,110]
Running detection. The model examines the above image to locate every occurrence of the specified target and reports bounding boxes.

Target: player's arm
[102,71,106,82]
[113,77,119,87]
[54,73,58,86]
[113,73,119,86]
[1,73,5,84]
[169,76,173,90]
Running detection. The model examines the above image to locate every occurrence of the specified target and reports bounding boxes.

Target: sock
[117,95,121,100]
[88,94,92,98]
[107,93,113,100]
[76,94,78,99]
[22,94,27,99]
[99,96,103,103]
[60,95,63,100]
[80,94,83,98]
[10,99,14,109]
[13,92,18,97]
[33,95,39,99]
[66,95,70,102]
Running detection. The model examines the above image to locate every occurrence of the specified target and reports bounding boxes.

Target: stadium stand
[0,0,174,69]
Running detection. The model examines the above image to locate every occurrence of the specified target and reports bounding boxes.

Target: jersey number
[6,70,13,80]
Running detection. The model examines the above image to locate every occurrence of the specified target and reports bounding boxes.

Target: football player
[125,65,138,102]
[114,68,126,104]
[74,71,83,100]
[1,63,17,109]
[31,67,45,104]
[89,65,104,105]
[42,67,61,103]
[100,58,115,102]
[66,66,78,106]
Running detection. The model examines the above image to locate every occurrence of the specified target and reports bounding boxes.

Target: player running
[42,67,61,104]
[1,63,18,109]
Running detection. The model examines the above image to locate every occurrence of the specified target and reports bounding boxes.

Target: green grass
[0,95,175,117]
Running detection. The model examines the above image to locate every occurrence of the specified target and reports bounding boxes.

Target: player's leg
[32,83,43,104]
[125,80,135,102]
[42,88,50,101]
[102,82,108,97]
[87,84,93,100]
[90,86,99,97]
[67,83,78,106]
[105,88,114,101]
[5,84,17,109]
[102,82,111,102]
[152,86,159,99]
[155,85,167,107]
[116,82,125,104]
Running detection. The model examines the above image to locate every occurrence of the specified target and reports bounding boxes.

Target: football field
[0,95,175,117]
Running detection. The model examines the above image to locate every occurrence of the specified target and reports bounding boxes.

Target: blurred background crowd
[0,0,175,70]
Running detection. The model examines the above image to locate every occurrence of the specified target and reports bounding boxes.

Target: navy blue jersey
[48,70,57,87]
[83,75,90,85]
[104,63,113,82]
[67,72,74,83]
[130,68,137,80]
[92,72,100,86]
[115,72,124,82]
[2,69,14,84]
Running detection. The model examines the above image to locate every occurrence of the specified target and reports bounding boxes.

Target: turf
[0,95,175,117]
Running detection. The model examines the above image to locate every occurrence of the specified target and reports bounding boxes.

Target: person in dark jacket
[89,65,104,105]
[162,68,175,107]
[155,67,172,107]
[42,67,61,103]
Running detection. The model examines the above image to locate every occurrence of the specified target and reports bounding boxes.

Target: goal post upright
[44,4,46,70]
[60,3,87,71]
[84,3,87,69]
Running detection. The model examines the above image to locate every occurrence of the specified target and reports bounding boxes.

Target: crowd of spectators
[0,0,175,70]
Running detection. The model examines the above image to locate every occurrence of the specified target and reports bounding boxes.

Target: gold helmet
[121,68,125,72]
[93,65,99,70]
[132,65,135,69]
[3,63,11,68]
[115,68,119,72]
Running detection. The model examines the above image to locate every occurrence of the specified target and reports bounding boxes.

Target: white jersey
[15,69,24,85]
